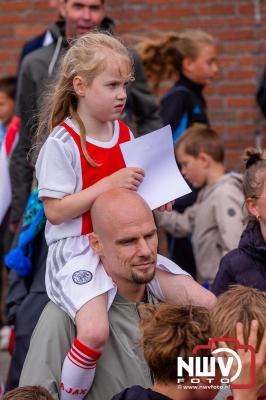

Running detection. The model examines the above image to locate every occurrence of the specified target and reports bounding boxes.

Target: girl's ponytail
[137,33,181,90]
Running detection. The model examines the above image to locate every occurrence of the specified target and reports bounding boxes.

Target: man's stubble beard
[131,266,156,284]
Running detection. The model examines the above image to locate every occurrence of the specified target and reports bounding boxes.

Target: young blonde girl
[35,32,191,400]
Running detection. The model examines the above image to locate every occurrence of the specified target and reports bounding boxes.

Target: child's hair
[138,303,211,383]
[211,285,266,351]
[0,76,17,100]
[176,125,224,163]
[34,31,133,166]
[242,148,266,200]
[137,30,216,90]
[3,385,53,400]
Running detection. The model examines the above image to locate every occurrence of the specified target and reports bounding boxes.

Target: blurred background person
[138,30,219,279]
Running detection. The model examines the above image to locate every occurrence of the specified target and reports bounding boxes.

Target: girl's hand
[107,167,145,191]
[156,200,175,212]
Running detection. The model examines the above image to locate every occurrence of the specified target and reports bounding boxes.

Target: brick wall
[1,0,266,168]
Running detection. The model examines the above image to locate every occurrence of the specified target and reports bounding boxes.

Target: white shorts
[46,235,189,320]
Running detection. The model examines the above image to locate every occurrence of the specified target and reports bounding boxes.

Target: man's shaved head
[91,189,153,236]
[89,189,157,300]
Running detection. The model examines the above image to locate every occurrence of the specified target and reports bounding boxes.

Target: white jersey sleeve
[36,133,77,200]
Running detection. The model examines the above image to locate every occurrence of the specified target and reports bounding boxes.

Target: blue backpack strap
[163,85,203,143]
[163,85,191,101]
[172,113,188,144]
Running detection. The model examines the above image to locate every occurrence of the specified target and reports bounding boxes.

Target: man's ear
[89,232,103,255]
[246,197,258,219]
[73,75,86,97]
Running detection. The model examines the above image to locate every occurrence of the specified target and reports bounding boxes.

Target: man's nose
[138,238,152,257]
[83,7,92,19]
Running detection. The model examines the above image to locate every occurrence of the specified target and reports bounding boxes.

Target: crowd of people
[0,0,266,399]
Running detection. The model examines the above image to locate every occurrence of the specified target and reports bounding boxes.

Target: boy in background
[155,126,244,286]
[0,77,16,149]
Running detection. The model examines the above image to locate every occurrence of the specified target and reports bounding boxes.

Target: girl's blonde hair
[34,31,133,166]
[138,303,211,383]
[137,30,216,90]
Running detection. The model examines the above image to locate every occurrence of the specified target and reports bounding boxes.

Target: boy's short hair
[139,303,211,383]
[0,76,16,100]
[3,385,53,400]
[211,285,266,350]
[176,125,225,163]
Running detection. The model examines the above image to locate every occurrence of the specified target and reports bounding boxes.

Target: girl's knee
[77,322,109,352]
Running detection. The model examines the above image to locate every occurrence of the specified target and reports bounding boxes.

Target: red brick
[218,84,256,95]
[153,6,195,18]
[226,70,256,81]
[0,15,22,24]
[218,30,255,41]
[237,4,255,15]
[227,97,256,108]
[199,5,235,16]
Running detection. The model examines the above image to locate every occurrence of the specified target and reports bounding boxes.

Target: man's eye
[73,4,83,10]
[121,239,136,245]
[146,233,155,240]
[90,6,101,11]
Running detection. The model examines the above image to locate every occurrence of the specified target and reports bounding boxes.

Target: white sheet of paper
[120,125,191,210]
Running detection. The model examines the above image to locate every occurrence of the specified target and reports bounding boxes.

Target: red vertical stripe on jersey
[60,121,131,234]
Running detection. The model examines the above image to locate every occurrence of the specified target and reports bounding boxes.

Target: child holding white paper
[34,32,195,400]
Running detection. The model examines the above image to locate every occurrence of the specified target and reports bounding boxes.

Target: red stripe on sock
[69,349,97,368]
[71,346,96,365]
[73,338,101,360]
[67,354,96,370]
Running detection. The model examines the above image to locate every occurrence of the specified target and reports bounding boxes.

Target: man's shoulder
[40,301,73,327]
[20,41,57,73]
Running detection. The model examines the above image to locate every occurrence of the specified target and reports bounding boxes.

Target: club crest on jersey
[72,270,93,285]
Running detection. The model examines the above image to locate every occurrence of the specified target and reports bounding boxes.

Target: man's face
[61,0,105,39]
[93,206,158,288]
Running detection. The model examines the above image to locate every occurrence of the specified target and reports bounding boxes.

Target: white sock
[60,338,101,400]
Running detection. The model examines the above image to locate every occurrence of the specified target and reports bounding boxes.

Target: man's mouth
[78,26,92,33]
[133,261,155,269]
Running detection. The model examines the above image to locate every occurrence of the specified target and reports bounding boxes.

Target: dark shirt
[212,221,266,296]
[161,73,208,144]
[112,385,172,400]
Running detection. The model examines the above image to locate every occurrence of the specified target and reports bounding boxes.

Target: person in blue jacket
[212,148,266,296]
[138,30,218,277]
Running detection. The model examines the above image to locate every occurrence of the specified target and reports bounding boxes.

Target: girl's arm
[42,167,144,225]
